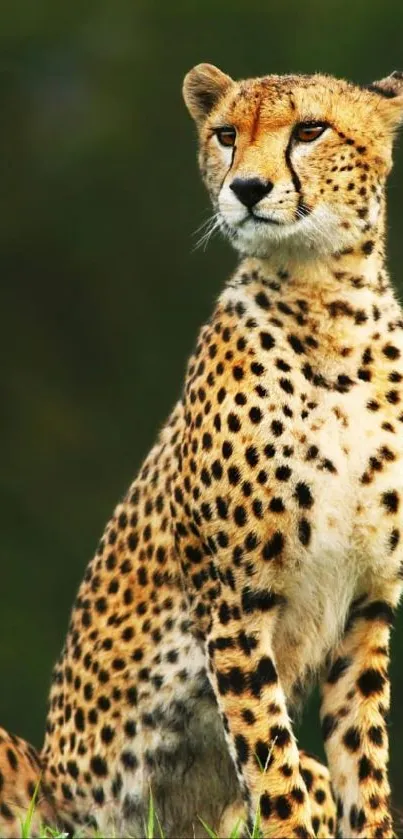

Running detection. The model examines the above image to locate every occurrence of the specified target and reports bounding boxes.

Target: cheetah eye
[215,126,236,147]
[294,122,328,143]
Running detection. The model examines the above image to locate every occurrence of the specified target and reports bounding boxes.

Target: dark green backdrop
[1,0,403,812]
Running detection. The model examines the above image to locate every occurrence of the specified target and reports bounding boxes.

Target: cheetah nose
[230,177,273,209]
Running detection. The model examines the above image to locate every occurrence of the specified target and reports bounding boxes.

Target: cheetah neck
[222,225,399,379]
[232,226,392,304]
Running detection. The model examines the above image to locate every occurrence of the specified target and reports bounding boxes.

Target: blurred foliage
[1,0,403,805]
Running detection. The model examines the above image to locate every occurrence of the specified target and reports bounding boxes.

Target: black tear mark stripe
[218,147,236,194]
[230,141,236,171]
[284,135,310,220]
[285,135,301,194]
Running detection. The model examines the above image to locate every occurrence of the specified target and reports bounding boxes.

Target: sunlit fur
[1,67,403,839]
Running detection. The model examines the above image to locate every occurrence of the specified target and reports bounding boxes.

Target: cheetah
[2,64,403,838]
[0,727,56,838]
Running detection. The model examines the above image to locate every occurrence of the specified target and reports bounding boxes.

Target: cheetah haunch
[2,65,403,838]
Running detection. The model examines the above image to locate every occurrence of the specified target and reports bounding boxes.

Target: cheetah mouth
[246,212,282,226]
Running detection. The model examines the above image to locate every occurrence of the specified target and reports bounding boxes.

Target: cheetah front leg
[320,591,400,839]
[207,594,314,838]
[218,751,336,838]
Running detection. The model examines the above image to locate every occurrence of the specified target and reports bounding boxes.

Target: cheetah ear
[367,71,403,128]
[183,64,233,125]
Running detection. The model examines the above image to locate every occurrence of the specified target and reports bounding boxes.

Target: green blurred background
[1,0,403,809]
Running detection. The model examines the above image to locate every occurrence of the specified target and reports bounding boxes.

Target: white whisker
[192,213,222,251]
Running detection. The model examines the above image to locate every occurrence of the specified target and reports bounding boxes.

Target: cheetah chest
[269,382,403,693]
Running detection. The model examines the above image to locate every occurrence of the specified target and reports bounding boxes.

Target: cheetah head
[183,65,403,258]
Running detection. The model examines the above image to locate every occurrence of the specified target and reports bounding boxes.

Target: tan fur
[2,66,403,838]
[0,727,56,837]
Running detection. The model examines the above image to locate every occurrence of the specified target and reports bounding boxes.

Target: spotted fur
[0,727,56,838]
[2,65,403,838]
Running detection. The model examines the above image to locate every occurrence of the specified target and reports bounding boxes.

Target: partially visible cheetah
[2,64,403,838]
[0,727,56,838]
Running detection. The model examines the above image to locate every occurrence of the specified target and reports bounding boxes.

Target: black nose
[230,177,273,209]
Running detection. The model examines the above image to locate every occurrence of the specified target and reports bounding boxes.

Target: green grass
[16,790,253,839]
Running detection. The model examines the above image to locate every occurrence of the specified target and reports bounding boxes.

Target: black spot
[260,793,272,819]
[360,601,395,625]
[74,708,85,732]
[250,656,278,697]
[381,490,399,513]
[383,344,400,360]
[292,787,305,804]
[301,768,313,791]
[255,740,271,770]
[260,332,276,351]
[312,816,320,835]
[92,787,105,805]
[227,413,241,432]
[228,465,241,486]
[368,725,383,746]
[276,795,292,819]
[365,82,399,99]
[95,597,107,614]
[61,783,73,801]
[362,240,374,255]
[126,687,138,707]
[321,458,337,473]
[279,377,294,394]
[358,755,373,781]
[121,750,138,771]
[101,726,114,745]
[6,749,17,771]
[327,656,351,684]
[217,667,246,695]
[238,630,258,656]
[294,482,313,509]
[251,362,265,376]
[241,588,280,613]
[234,505,247,527]
[322,714,338,741]
[275,465,292,482]
[235,733,250,764]
[287,334,305,354]
[298,518,311,546]
[343,726,361,751]
[270,725,291,747]
[218,601,231,625]
[90,756,108,777]
[262,531,284,560]
[124,720,137,738]
[357,668,386,697]
[249,406,262,424]
[269,497,285,513]
[255,291,271,310]
[271,420,284,437]
[232,365,244,381]
[203,433,214,453]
